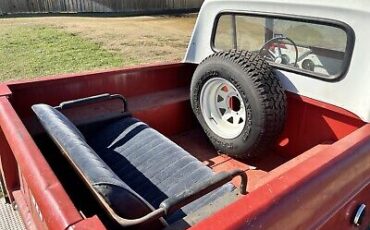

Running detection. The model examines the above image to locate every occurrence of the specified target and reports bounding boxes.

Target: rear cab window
[213,13,354,80]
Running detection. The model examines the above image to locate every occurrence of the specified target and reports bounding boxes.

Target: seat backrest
[32,104,163,225]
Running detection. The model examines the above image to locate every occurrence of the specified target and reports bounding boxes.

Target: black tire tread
[193,50,286,158]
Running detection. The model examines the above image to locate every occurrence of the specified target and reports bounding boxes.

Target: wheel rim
[200,78,246,139]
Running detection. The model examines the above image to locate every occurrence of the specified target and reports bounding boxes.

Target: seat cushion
[32,104,163,227]
[32,103,234,225]
[88,117,234,223]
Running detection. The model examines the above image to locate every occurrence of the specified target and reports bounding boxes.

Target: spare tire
[190,50,286,158]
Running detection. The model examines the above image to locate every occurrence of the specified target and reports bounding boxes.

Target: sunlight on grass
[0,25,125,82]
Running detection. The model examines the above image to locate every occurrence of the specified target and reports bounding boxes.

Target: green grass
[0,25,125,82]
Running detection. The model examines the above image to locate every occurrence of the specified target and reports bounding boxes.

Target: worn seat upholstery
[32,104,234,226]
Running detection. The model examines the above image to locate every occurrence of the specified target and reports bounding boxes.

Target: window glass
[236,16,265,51]
[273,20,347,51]
[213,14,350,78]
[214,15,234,50]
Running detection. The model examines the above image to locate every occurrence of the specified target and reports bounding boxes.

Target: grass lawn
[0,25,124,81]
[0,15,196,82]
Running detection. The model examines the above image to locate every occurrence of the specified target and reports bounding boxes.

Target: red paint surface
[0,62,367,229]
[275,92,365,157]
[192,125,370,230]
[0,98,83,230]
[320,184,370,229]
[0,129,19,202]
[13,190,38,230]
[7,63,194,119]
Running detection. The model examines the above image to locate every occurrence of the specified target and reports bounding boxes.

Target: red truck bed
[0,63,369,229]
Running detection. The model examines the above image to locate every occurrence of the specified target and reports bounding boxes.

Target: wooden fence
[0,0,204,15]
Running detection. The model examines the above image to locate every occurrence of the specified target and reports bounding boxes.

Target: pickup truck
[0,0,369,229]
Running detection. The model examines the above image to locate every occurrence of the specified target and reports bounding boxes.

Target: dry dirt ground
[43,15,197,63]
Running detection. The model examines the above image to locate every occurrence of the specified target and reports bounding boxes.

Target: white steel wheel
[191,50,286,158]
[200,78,246,139]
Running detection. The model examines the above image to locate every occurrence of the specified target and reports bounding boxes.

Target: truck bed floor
[171,129,289,191]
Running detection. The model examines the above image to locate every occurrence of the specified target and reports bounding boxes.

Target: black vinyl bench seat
[32,94,247,229]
